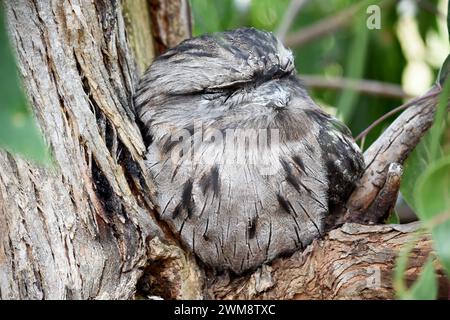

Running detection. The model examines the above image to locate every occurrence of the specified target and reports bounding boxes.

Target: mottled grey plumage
[135,28,364,274]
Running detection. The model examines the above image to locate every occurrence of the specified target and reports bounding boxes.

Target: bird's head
[135,28,315,136]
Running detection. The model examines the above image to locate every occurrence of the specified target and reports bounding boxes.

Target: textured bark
[209,223,449,300]
[0,0,172,300]
[148,0,191,54]
[122,0,155,75]
[345,88,441,223]
[0,0,446,300]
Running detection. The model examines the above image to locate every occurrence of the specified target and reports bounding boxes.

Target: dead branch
[345,86,441,223]
[300,75,410,99]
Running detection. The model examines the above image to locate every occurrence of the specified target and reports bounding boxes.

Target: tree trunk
[0,0,446,300]
[0,0,163,299]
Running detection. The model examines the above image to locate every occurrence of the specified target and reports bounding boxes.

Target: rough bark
[0,0,165,299]
[121,0,155,75]
[209,223,449,300]
[0,0,446,300]
[345,88,441,223]
[148,0,191,55]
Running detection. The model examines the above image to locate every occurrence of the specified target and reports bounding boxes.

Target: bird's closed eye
[201,88,230,101]
[201,82,245,101]
[200,68,292,101]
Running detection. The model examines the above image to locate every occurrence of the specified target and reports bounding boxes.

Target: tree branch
[345,86,441,223]
[1,0,162,299]
[300,75,411,99]
[148,0,192,54]
[208,223,449,299]
[122,0,155,75]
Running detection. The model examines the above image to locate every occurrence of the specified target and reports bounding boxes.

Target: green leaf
[415,156,450,221]
[401,134,434,212]
[394,234,419,297]
[403,258,438,300]
[439,0,450,84]
[415,156,450,276]
[430,78,450,159]
[437,54,450,86]
[402,80,450,211]
[432,220,450,277]
[0,5,51,165]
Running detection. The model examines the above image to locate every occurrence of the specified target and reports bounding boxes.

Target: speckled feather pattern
[135,28,364,274]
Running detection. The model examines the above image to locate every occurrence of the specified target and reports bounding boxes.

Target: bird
[135,28,365,275]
